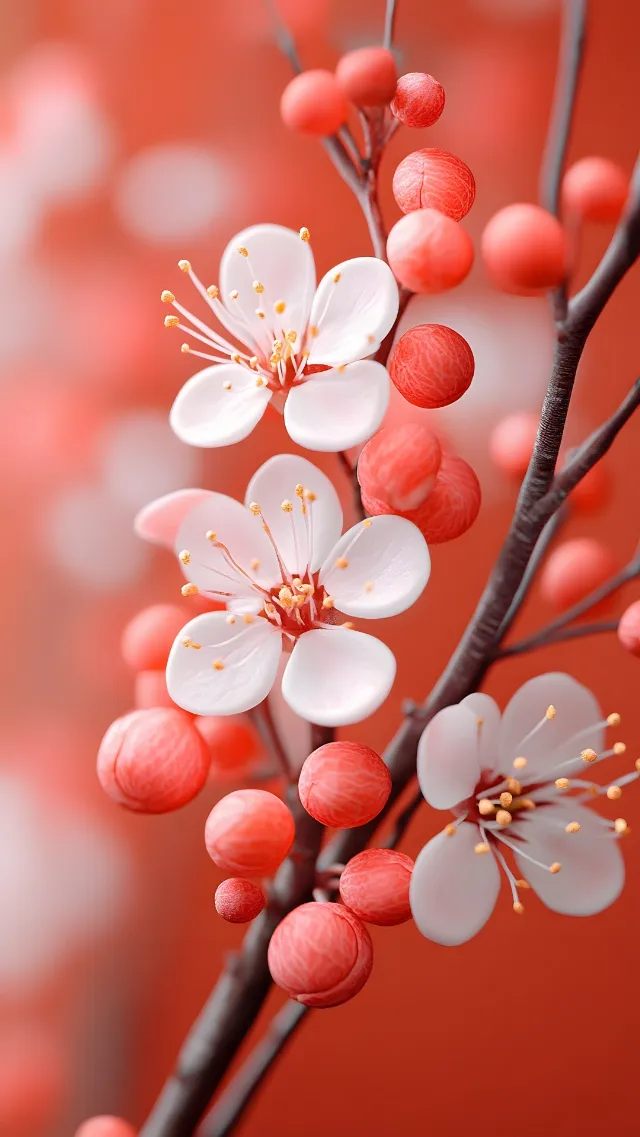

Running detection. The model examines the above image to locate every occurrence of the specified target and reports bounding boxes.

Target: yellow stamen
[212,659,225,671]
[178,549,191,565]
[181,583,199,597]
[546,704,556,720]
[474,842,491,855]
[614,742,626,755]
[274,300,286,314]
[614,817,629,834]
[478,799,495,817]
[363,519,372,527]
[178,259,191,272]
[242,614,255,624]
[565,821,581,834]
[333,272,341,283]
[513,757,527,770]
[223,381,232,391]
[608,712,621,727]
[506,777,522,795]
[364,581,374,592]
[322,596,335,609]
[555,777,569,789]
[444,823,457,837]
[581,748,598,763]
[496,809,512,827]
[500,792,513,808]
[515,879,531,889]
[207,284,219,299]
[513,902,525,915]
[335,557,349,569]
[281,500,293,512]
[161,290,175,303]
[181,344,190,353]
[206,530,217,542]
[237,246,248,257]
[251,559,260,571]
[607,785,622,800]
[253,281,264,294]
[549,862,562,874]
[164,315,179,327]
[299,227,310,242]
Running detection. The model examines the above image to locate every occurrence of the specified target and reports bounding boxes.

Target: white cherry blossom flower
[135,454,430,727]
[410,673,633,945]
[161,223,399,453]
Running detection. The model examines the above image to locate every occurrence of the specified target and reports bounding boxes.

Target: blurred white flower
[45,484,149,590]
[101,409,202,513]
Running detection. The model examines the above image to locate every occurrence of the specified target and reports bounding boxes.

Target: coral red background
[2,2,638,1136]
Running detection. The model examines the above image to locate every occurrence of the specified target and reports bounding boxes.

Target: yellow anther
[478,799,495,817]
[295,484,304,497]
[614,742,626,755]
[212,659,225,671]
[279,586,293,601]
[226,614,236,625]
[546,704,557,720]
[242,614,255,624]
[614,817,629,834]
[164,315,179,327]
[206,530,217,542]
[251,559,260,571]
[549,862,562,874]
[181,344,190,353]
[444,823,457,837]
[333,271,341,283]
[178,549,191,565]
[367,334,376,343]
[304,489,316,502]
[272,339,284,351]
[256,309,266,319]
[253,280,264,293]
[520,799,536,810]
[500,792,513,808]
[335,557,349,569]
[342,621,355,630]
[322,596,335,609]
[496,809,512,827]
[363,519,372,527]
[607,785,622,800]
[161,290,175,303]
[513,757,527,770]
[515,879,531,889]
[181,583,199,597]
[309,324,319,338]
[513,902,525,915]
[223,380,232,391]
[249,356,258,368]
[555,777,569,789]
[274,300,286,314]
[608,713,621,727]
[248,502,261,515]
[581,748,598,764]
[237,246,248,257]
[281,499,293,512]
[299,226,310,242]
[506,777,522,795]
[231,352,241,363]
[286,330,297,344]
[476,717,484,727]
[207,284,219,299]
[178,259,191,272]
[565,821,581,834]
[364,581,374,592]
[230,289,239,300]
[181,637,201,649]
[256,377,266,387]
[474,842,490,855]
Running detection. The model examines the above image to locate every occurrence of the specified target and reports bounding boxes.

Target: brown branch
[495,619,619,660]
[249,701,293,781]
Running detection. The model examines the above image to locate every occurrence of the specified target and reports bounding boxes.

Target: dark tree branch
[384,0,398,50]
[495,619,619,660]
[250,701,293,781]
[494,505,569,645]
[540,0,587,217]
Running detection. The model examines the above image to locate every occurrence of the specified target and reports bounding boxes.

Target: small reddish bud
[540,538,619,612]
[268,902,373,1007]
[121,604,189,671]
[387,208,474,293]
[205,789,295,876]
[489,412,539,479]
[0,1027,66,1135]
[391,72,445,128]
[340,848,414,925]
[562,157,629,224]
[75,1120,136,1137]
[280,70,348,136]
[214,878,266,923]
[393,148,475,221]
[134,669,176,709]
[481,203,567,294]
[195,716,262,776]
[358,424,442,511]
[618,601,640,658]
[389,323,474,408]
[362,453,481,545]
[335,47,397,107]
[298,741,391,828]
[97,709,210,813]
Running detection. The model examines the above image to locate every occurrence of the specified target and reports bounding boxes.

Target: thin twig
[495,619,619,660]
[494,505,569,645]
[383,0,398,50]
[250,701,293,781]
[382,786,423,849]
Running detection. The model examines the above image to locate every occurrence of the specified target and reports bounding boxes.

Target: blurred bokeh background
[2,0,638,1134]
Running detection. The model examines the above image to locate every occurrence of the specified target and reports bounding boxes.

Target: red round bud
[97,708,209,813]
[121,604,188,671]
[618,601,640,658]
[358,423,442,511]
[481,203,567,294]
[298,741,391,828]
[268,902,373,1007]
[540,538,619,612]
[0,1027,66,1135]
[562,157,629,224]
[134,669,176,710]
[391,72,445,129]
[389,323,474,408]
[387,208,474,293]
[335,47,397,107]
[214,878,266,923]
[489,412,539,479]
[339,848,414,925]
[195,716,262,776]
[205,789,295,876]
[565,459,611,514]
[75,1121,136,1137]
[362,453,481,545]
[280,70,348,136]
[393,148,475,221]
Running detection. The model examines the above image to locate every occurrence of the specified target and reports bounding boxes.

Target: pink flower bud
[205,789,295,876]
[298,741,391,828]
[195,716,262,777]
[121,604,189,671]
[387,208,474,293]
[358,424,442,511]
[134,669,177,709]
[339,849,414,926]
[75,1119,136,1137]
[97,709,210,813]
[214,878,266,923]
[618,600,640,658]
[393,148,475,221]
[362,453,481,545]
[335,47,397,107]
[280,70,348,136]
[562,157,629,224]
[482,203,567,294]
[389,323,474,408]
[268,902,373,1007]
[391,72,445,129]
[489,412,539,479]
[540,538,619,612]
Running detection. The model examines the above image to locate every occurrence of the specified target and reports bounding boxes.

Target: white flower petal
[460,693,502,775]
[219,223,315,347]
[320,515,430,619]
[170,364,272,448]
[498,673,604,780]
[175,493,280,595]
[417,705,481,810]
[166,611,281,716]
[134,489,214,548]
[284,361,390,452]
[244,454,343,575]
[410,823,501,946]
[515,802,624,916]
[307,258,399,367]
[281,629,395,727]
